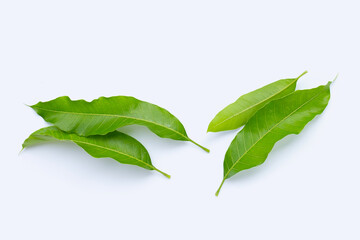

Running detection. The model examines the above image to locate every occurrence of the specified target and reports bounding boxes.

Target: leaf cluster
[22,72,333,195]
[23,96,209,178]
[208,71,333,196]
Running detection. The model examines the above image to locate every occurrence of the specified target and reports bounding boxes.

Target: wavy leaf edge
[22,126,171,178]
[215,81,332,196]
[30,96,209,153]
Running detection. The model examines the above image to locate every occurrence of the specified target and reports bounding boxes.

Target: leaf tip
[332,73,339,83]
[19,147,25,155]
[326,77,336,89]
[24,103,32,108]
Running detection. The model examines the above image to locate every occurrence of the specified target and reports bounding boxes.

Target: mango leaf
[208,71,307,132]
[22,126,170,178]
[30,96,209,152]
[216,82,332,196]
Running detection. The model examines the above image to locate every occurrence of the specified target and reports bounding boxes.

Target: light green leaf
[216,82,332,196]
[208,71,307,132]
[22,126,170,178]
[30,96,209,152]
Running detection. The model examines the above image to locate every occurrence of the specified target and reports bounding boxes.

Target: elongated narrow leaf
[30,96,209,152]
[216,82,332,196]
[22,126,170,178]
[208,71,307,132]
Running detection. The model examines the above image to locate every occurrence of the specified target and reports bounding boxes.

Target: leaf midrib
[223,88,324,180]
[32,106,189,140]
[211,79,297,129]
[51,137,155,170]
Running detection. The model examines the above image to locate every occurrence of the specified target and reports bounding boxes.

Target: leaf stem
[297,70,308,80]
[154,168,171,179]
[189,139,210,153]
[215,178,225,196]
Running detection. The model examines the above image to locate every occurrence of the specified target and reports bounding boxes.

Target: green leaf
[22,126,170,178]
[30,96,209,152]
[216,82,332,196]
[208,71,307,132]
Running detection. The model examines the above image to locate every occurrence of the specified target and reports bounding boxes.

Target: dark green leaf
[30,96,209,152]
[216,82,332,196]
[22,126,170,178]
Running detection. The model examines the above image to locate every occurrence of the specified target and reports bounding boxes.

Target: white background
[1,1,359,239]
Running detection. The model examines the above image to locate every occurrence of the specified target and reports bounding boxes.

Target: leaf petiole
[215,178,225,196]
[189,139,210,153]
[154,168,171,179]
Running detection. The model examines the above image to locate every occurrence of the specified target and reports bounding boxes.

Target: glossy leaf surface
[22,126,170,178]
[216,82,332,195]
[208,71,307,132]
[30,96,209,152]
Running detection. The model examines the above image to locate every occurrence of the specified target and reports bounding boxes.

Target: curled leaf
[22,126,170,178]
[208,71,307,132]
[216,82,332,196]
[30,96,209,152]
